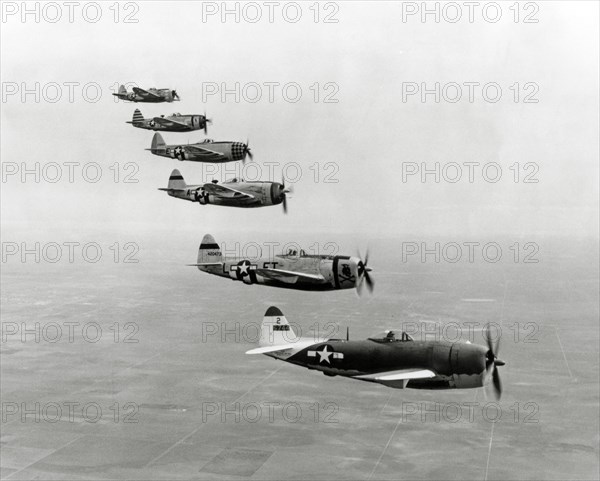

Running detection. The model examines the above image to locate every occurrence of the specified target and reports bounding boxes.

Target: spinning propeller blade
[485,324,505,400]
[356,249,374,295]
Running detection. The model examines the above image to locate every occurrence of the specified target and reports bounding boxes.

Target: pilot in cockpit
[385,330,413,342]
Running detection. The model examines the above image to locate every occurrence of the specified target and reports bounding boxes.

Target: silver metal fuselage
[199,254,362,291]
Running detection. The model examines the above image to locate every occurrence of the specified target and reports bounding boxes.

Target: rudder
[197,234,222,265]
[168,169,186,190]
[151,133,166,153]
[132,109,144,124]
[259,306,294,347]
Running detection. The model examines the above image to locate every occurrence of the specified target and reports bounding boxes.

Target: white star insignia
[317,346,332,364]
[238,263,249,274]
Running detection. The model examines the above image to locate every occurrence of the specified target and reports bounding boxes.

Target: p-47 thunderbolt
[159,170,292,213]
[190,235,374,293]
[247,307,505,397]
[127,109,211,133]
[112,85,180,103]
[148,133,252,163]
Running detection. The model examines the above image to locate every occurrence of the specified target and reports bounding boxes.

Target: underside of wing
[254,268,325,284]
[353,369,436,382]
[133,87,160,99]
[184,145,227,161]
[152,117,188,128]
[246,345,293,355]
[246,339,325,355]
[202,183,255,201]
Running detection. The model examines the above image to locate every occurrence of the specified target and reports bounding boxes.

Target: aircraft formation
[117,85,505,397]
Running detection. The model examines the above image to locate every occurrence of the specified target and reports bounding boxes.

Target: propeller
[356,250,374,295]
[280,177,293,214]
[243,139,253,163]
[485,324,505,400]
[172,90,180,100]
[203,110,212,135]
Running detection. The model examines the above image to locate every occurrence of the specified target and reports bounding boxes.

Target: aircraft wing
[202,183,255,201]
[246,345,293,355]
[152,117,188,129]
[254,268,325,285]
[184,145,227,161]
[353,368,436,382]
[132,87,161,99]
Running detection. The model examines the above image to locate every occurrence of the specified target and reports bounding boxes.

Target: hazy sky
[2,1,598,244]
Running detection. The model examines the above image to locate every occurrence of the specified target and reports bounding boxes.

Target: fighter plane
[112,85,180,103]
[247,307,505,397]
[127,109,211,133]
[190,235,374,293]
[148,133,252,163]
[159,169,293,212]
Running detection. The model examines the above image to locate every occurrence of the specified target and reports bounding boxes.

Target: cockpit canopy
[368,330,414,343]
[285,248,307,257]
[171,112,181,116]
[200,139,213,144]
[223,178,243,184]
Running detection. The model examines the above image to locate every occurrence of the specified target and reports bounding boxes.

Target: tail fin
[258,306,294,348]
[150,133,166,153]
[112,85,128,98]
[167,169,186,190]
[197,234,222,265]
[131,109,144,124]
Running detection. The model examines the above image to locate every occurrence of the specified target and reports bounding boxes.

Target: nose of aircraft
[452,343,488,375]
[232,142,252,162]
[270,181,292,214]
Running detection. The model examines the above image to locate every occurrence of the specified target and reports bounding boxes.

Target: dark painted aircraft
[247,307,505,397]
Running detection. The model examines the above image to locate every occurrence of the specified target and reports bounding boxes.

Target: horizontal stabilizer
[187,262,222,267]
